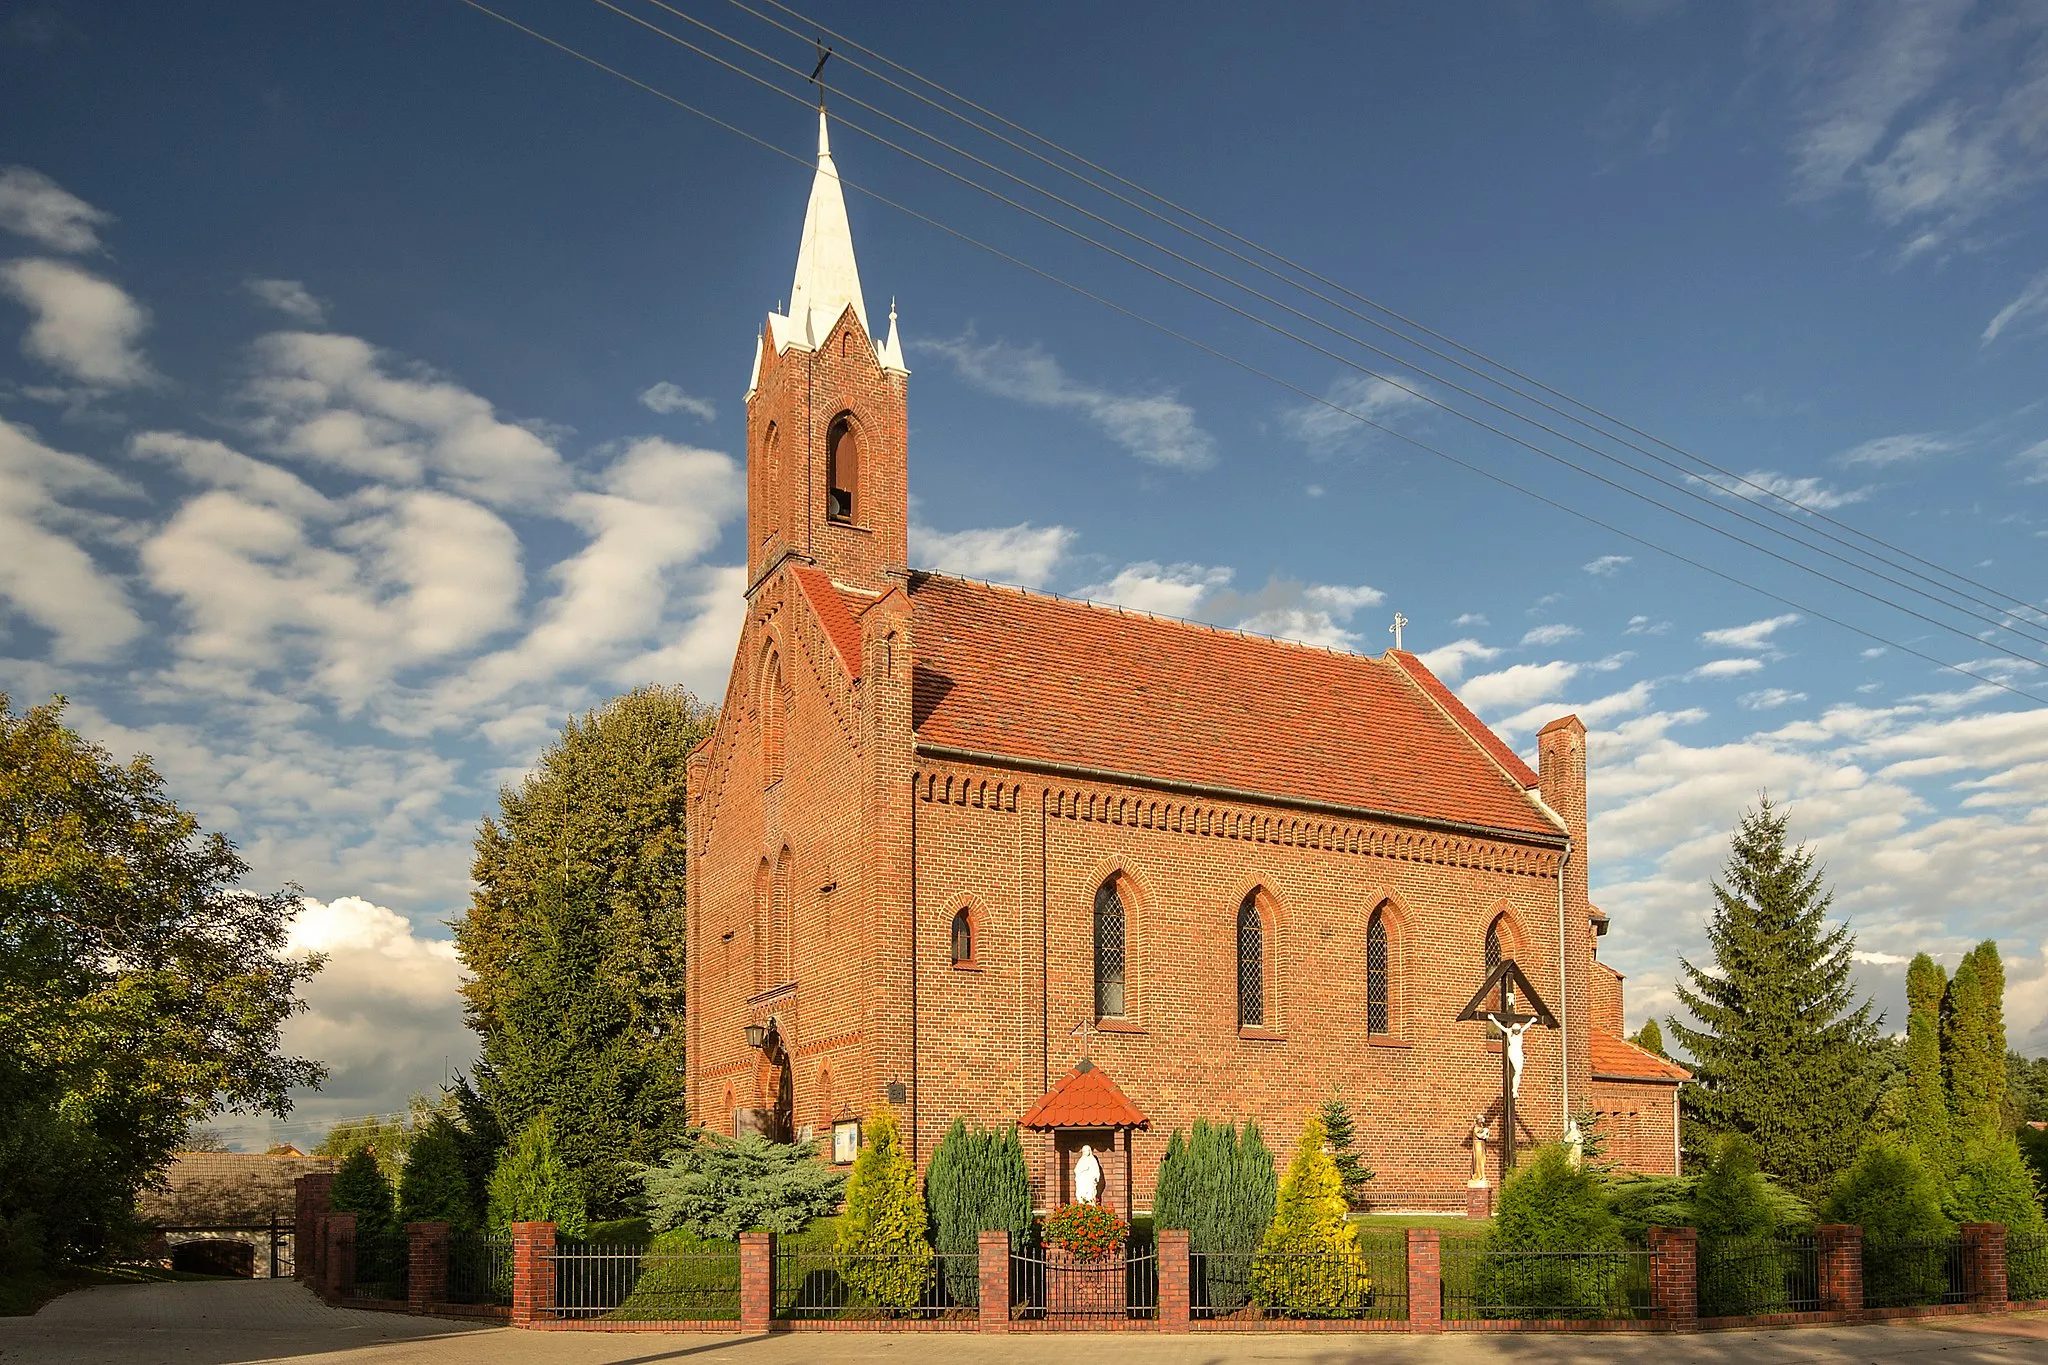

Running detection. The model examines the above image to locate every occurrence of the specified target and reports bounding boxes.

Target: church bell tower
[744,110,910,594]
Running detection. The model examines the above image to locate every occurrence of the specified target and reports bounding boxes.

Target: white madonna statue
[1073,1144,1103,1205]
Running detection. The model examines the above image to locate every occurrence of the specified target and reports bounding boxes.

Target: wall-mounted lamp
[744,1023,767,1049]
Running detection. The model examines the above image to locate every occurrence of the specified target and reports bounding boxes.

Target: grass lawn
[0,1263,231,1316]
[1349,1213,1494,1233]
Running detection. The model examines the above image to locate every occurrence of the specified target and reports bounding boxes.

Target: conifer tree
[332,1146,396,1244]
[1153,1128,1190,1231]
[924,1119,1029,1305]
[397,1116,475,1232]
[486,1115,587,1237]
[1317,1094,1374,1210]
[1904,954,1950,1166]
[1628,1019,1668,1059]
[1252,1115,1369,1315]
[1824,1135,1951,1307]
[1669,798,1878,1197]
[1479,1144,1623,1312]
[1947,944,2009,1147]
[834,1105,931,1308]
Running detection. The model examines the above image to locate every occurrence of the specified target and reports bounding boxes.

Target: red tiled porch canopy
[1020,1058,1149,1131]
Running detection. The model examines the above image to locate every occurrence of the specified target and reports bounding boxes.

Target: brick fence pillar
[978,1230,1011,1333]
[1157,1229,1190,1332]
[739,1231,774,1333]
[294,1173,334,1282]
[408,1222,451,1314]
[509,1222,556,1327]
[1960,1223,2008,1308]
[1407,1227,1442,1333]
[325,1212,356,1301]
[1817,1224,1863,1320]
[1649,1226,1699,1331]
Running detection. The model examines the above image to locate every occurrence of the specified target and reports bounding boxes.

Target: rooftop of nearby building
[1589,1028,1691,1084]
[136,1152,337,1227]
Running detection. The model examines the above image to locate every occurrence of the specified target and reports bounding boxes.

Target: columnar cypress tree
[834,1105,932,1309]
[332,1147,396,1243]
[924,1120,1029,1305]
[1153,1129,1190,1231]
[1669,799,1878,1198]
[397,1116,475,1232]
[1252,1115,1369,1315]
[1317,1094,1374,1210]
[1947,944,2009,1147]
[486,1115,587,1237]
[1628,1019,1668,1058]
[1904,954,1950,1166]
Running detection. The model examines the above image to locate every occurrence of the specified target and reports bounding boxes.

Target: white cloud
[1741,687,1808,710]
[1497,680,1655,737]
[613,564,750,703]
[1626,615,1670,636]
[131,430,333,518]
[0,257,155,387]
[1863,646,1888,659]
[1221,578,1385,650]
[1700,613,1801,651]
[911,521,1074,588]
[1985,268,2048,346]
[1583,554,1632,576]
[923,332,1215,470]
[1834,431,1958,467]
[639,381,716,422]
[2012,438,2048,483]
[242,331,570,510]
[275,895,468,1138]
[1692,658,1767,679]
[1460,660,1581,714]
[0,166,109,253]
[1417,638,1501,683]
[1522,623,1582,647]
[245,278,326,325]
[1696,468,1868,511]
[0,417,142,661]
[1454,612,1490,627]
[1282,372,1432,458]
[1077,561,1231,618]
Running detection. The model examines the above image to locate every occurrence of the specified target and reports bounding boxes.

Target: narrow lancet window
[1366,910,1390,1035]
[1093,881,1126,1018]
[1236,894,1264,1028]
[827,416,859,522]
[951,907,973,966]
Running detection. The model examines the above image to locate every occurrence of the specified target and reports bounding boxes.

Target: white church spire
[786,107,868,348]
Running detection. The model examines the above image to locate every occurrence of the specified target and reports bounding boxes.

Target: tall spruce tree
[1317,1094,1374,1210]
[456,686,715,1217]
[1669,798,1878,1198]
[1904,954,1951,1166]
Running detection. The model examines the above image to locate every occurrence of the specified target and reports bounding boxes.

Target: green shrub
[1251,1114,1369,1316]
[1693,1133,1806,1317]
[1946,1134,2044,1298]
[332,1146,403,1294]
[640,1129,843,1240]
[833,1106,931,1309]
[486,1115,587,1238]
[925,1119,1030,1306]
[1153,1119,1277,1312]
[1824,1135,1951,1308]
[584,1217,652,1248]
[1478,1144,1625,1316]
[397,1117,474,1233]
[606,1228,740,1321]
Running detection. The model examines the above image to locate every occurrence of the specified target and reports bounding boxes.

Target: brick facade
[683,119,1683,1214]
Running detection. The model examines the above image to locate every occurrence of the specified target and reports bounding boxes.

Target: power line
[452,0,2046,707]
[592,0,2048,669]
[738,0,2047,630]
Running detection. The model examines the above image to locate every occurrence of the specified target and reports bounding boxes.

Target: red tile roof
[1386,649,1540,788]
[794,565,867,678]
[907,575,1562,841]
[1020,1060,1150,1130]
[1590,1028,1691,1083]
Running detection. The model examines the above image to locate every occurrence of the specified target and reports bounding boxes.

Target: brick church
[684,112,1686,1213]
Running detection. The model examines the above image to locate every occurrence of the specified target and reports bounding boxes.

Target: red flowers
[1045,1202,1129,1262]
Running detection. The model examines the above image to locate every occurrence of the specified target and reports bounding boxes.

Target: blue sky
[4,1,2047,1145]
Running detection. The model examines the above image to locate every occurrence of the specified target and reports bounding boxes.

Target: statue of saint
[1073,1144,1103,1205]
[1470,1116,1491,1184]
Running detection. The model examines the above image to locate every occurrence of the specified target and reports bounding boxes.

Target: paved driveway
[4,1279,2046,1365]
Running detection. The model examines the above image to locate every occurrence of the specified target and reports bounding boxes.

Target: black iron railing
[546,1242,741,1322]
[352,1224,410,1302]
[446,1232,511,1306]
[774,1250,977,1325]
[1441,1236,1654,1322]
[1010,1242,1158,1324]
[1191,1232,1406,1322]
[1697,1235,1820,1317]
[1862,1235,1965,1310]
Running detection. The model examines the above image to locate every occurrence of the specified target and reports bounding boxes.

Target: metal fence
[1010,1243,1158,1325]
[545,1242,741,1323]
[2008,1232,2048,1302]
[1441,1237,1655,1322]
[1697,1235,1820,1318]
[1861,1235,1965,1310]
[352,1224,410,1302]
[1190,1232,1407,1323]
[774,1250,978,1326]
[446,1232,511,1306]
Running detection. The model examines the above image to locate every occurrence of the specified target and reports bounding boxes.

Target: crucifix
[1455,957,1558,1175]
[1389,612,1409,651]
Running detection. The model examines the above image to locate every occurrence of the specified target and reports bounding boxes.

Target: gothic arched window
[1093,881,1127,1019]
[761,421,780,542]
[1366,909,1390,1035]
[1236,893,1264,1028]
[1484,916,1503,979]
[826,415,860,523]
[761,649,787,785]
[950,906,974,967]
